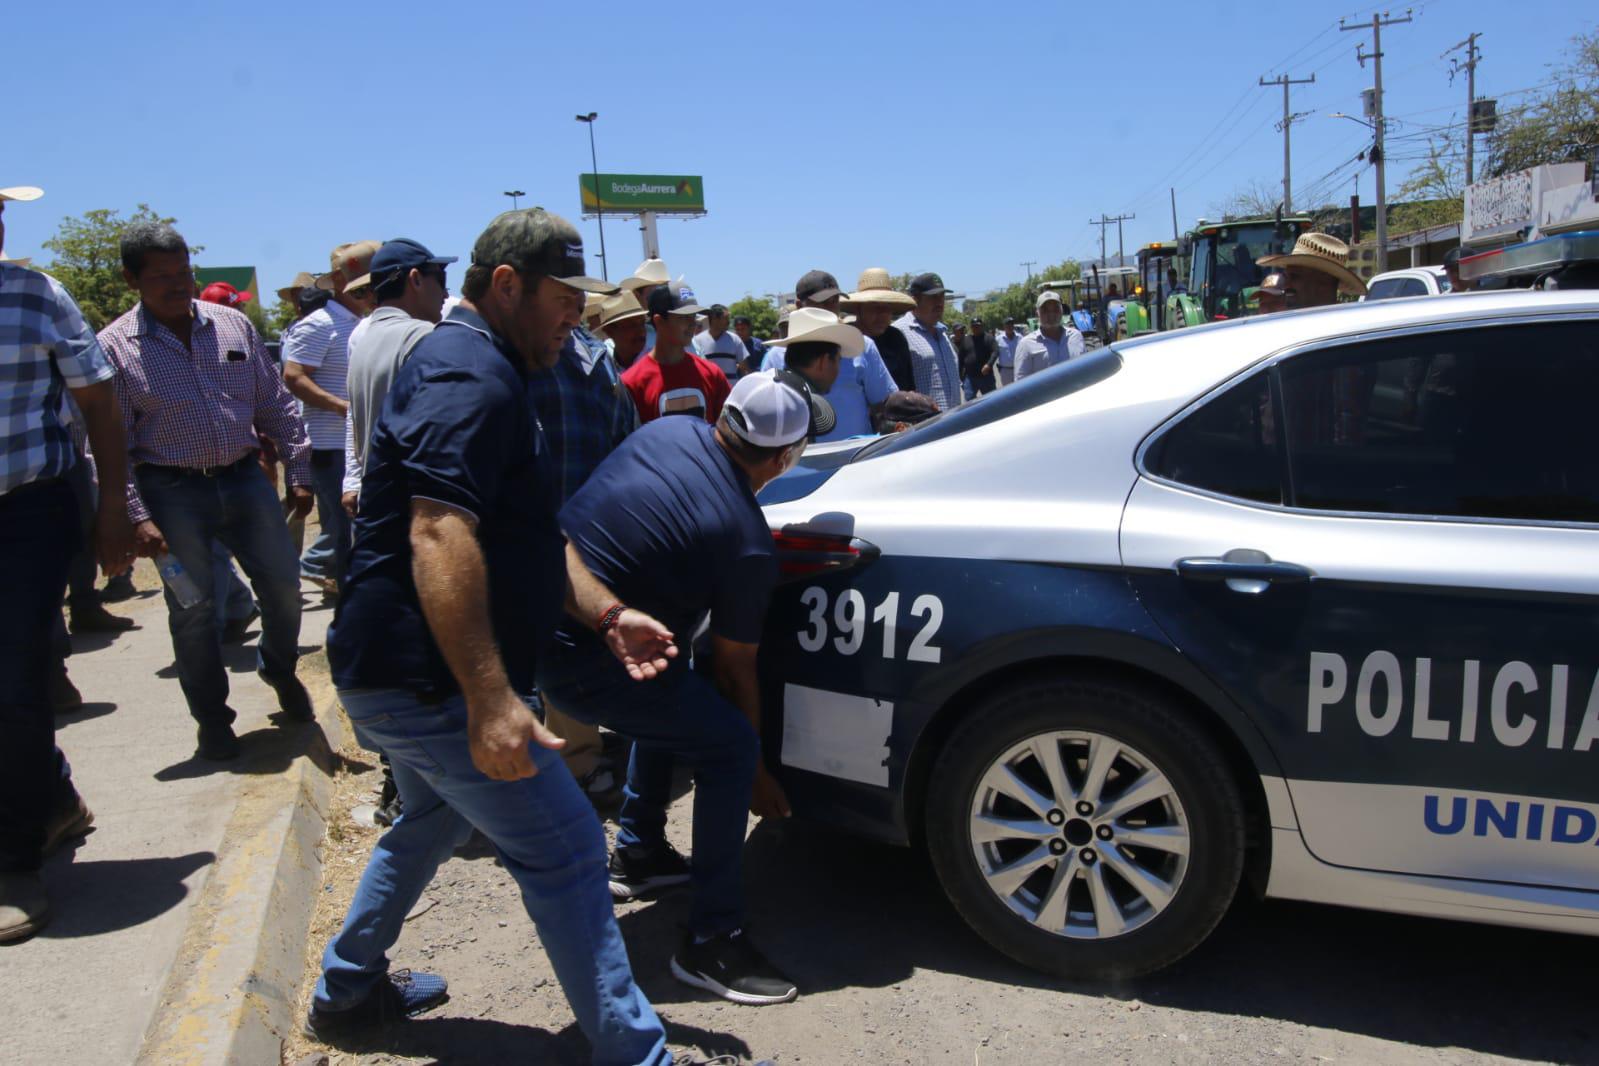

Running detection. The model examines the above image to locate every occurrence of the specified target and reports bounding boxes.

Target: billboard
[579,173,705,215]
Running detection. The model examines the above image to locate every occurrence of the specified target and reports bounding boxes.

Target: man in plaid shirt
[98,221,316,761]
[527,322,637,804]
[1,185,136,941]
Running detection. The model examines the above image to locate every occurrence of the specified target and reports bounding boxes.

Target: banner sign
[579,174,705,214]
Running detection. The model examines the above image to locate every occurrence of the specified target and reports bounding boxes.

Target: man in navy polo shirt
[306,209,673,1064]
[540,369,831,1008]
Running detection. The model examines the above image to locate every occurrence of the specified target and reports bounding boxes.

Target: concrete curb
[136,675,349,1066]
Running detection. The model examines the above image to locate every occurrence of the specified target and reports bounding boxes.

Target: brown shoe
[0,872,49,944]
[69,602,136,634]
[49,664,83,713]
[44,796,94,856]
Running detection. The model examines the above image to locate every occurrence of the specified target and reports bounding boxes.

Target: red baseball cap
[199,281,253,307]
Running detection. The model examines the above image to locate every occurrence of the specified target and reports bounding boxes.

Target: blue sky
[6,1,1593,307]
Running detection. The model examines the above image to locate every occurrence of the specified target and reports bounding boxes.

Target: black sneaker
[196,723,240,761]
[671,929,797,1005]
[608,842,691,899]
[100,573,137,602]
[259,671,315,721]
[304,968,448,1042]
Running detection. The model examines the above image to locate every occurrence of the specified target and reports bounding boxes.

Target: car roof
[1112,289,1599,399]
[1369,266,1447,282]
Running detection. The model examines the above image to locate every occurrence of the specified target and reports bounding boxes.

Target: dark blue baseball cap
[364,238,457,287]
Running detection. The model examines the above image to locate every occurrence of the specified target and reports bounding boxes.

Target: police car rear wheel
[927,680,1246,980]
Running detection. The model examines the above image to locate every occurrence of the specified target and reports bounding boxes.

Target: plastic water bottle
[155,552,204,609]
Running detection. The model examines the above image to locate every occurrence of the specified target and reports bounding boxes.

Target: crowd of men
[0,180,1064,1064]
[0,167,1403,1063]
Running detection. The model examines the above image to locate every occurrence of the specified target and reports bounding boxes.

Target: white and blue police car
[755,289,1599,980]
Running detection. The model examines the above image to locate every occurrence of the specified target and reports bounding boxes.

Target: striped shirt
[99,300,311,523]
[892,311,963,411]
[282,299,357,448]
[0,264,114,494]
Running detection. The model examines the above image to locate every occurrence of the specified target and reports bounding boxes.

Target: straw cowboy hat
[1256,232,1368,297]
[765,307,865,356]
[276,271,319,302]
[0,186,44,203]
[599,290,647,330]
[844,267,916,308]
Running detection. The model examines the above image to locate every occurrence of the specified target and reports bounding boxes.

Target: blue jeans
[212,544,256,627]
[300,449,349,585]
[318,688,669,1066]
[135,461,303,728]
[0,478,81,872]
[539,640,759,937]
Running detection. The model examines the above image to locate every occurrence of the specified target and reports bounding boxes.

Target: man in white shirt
[691,303,749,380]
[338,239,454,517]
[992,317,1022,387]
[282,240,377,594]
[1012,290,1085,383]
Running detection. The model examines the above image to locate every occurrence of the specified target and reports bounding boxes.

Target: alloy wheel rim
[967,730,1191,940]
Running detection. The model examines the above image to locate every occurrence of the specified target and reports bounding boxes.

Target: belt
[144,451,258,478]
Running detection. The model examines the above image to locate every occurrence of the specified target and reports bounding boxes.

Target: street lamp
[1328,111,1375,130]
[503,189,526,210]
[575,112,608,281]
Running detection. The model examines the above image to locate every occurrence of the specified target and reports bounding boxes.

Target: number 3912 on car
[756,290,1599,980]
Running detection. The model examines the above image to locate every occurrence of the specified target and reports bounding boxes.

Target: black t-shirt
[871,325,916,393]
[556,417,777,653]
[328,306,566,697]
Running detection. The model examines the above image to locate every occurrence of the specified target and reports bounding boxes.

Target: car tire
[926,678,1245,980]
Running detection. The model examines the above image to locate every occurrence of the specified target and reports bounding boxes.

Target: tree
[1485,28,1599,178]
[1210,178,1283,221]
[264,296,300,338]
[39,204,201,331]
[727,294,778,340]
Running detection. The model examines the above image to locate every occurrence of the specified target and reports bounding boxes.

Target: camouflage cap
[470,208,616,295]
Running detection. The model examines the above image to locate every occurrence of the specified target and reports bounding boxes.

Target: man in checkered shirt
[0,185,136,942]
[98,221,317,762]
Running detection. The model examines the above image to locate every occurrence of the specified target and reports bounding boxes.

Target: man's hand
[93,502,136,577]
[341,491,358,518]
[467,687,565,781]
[134,519,168,558]
[751,763,791,820]
[605,608,678,681]
[285,484,314,519]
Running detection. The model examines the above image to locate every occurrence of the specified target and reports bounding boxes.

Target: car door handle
[1175,551,1313,594]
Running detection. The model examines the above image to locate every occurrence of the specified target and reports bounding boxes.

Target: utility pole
[1089,213,1134,267]
[1115,213,1134,267]
[1170,188,1180,240]
[1020,260,1038,285]
[1260,73,1315,213]
[1445,32,1482,184]
[1343,9,1413,275]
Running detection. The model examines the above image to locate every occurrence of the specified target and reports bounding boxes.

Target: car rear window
[852,346,1123,461]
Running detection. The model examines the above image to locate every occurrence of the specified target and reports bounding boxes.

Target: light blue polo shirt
[760,337,895,441]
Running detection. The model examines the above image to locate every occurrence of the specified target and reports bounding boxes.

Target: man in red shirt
[622,281,729,424]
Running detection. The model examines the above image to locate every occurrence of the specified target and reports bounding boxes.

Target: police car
[755,290,1599,980]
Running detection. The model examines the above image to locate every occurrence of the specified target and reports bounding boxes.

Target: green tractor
[1174,213,1314,326]
[1118,241,1186,337]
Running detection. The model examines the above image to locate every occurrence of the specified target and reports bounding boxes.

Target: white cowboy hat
[844,266,916,308]
[0,186,44,202]
[765,306,865,356]
[619,257,670,291]
[1256,232,1368,296]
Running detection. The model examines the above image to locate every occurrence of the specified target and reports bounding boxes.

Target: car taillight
[771,530,879,581]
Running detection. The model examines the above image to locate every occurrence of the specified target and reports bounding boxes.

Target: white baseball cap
[724,369,829,447]
[1036,290,1064,310]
